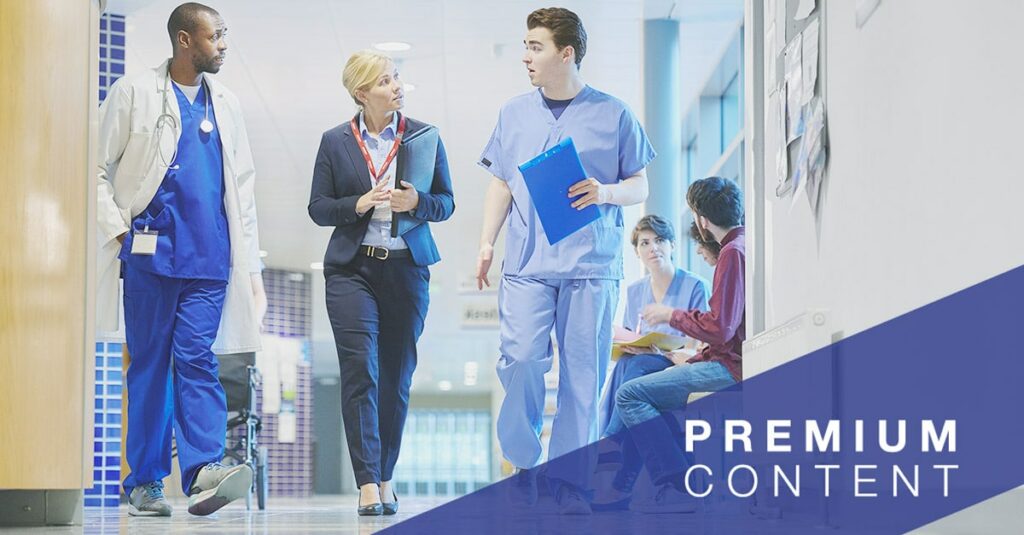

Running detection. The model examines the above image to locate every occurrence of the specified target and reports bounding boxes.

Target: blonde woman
[308,50,455,515]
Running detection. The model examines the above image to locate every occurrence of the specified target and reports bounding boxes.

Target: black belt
[358,245,411,261]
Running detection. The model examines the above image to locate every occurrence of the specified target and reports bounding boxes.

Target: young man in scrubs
[96,3,265,517]
[476,7,655,514]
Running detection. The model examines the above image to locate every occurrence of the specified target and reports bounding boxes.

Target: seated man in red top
[610,176,745,512]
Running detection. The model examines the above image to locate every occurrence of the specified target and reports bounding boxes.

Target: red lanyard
[350,113,407,183]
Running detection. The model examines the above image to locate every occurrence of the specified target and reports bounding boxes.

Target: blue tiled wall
[85,342,125,508]
[98,13,125,103]
[87,12,127,509]
[263,269,312,339]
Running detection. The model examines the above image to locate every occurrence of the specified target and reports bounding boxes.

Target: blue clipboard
[518,138,600,245]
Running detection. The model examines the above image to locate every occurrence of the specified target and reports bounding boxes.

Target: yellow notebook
[611,326,687,361]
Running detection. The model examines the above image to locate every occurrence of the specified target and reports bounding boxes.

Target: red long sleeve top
[670,227,745,382]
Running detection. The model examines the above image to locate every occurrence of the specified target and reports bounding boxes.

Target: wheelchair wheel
[256,446,269,510]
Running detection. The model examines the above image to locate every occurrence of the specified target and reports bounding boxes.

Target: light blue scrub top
[623,268,710,338]
[478,86,656,280]
[121,81,230,281]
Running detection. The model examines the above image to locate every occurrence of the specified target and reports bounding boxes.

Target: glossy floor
[3,495,452,535]
[0,489,1021,534]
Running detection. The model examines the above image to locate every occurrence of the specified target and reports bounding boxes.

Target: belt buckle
[367,246,389,260]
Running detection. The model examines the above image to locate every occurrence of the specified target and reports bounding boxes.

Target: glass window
[684,139,697,185]
[721,73,741,151]
[392,409,492,497]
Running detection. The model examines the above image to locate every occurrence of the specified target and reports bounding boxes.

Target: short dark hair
[689,222,722,257]
[167,2,220,46]
[631,215,675,248]
[527,7,587,67]
[686,177,744,228]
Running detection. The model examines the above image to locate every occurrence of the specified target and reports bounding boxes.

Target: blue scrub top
[623,268,710,338]
[121,81,230,281]
[479,86,656,279]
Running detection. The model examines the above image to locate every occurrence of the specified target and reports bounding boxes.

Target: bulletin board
[765,0,829,220]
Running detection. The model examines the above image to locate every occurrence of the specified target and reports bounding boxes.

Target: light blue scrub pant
[121,266,228,496]
[497,276,618,488]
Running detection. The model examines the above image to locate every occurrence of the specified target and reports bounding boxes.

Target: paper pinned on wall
[768,89,785,189]
[790,122,810,208]
[773,86,790,197]
[277,410,296,443]
[805,98,827,170]
[806,98,829,217]
[790,164,808,210]
[801,18,820,105]
[795,0,816,21]
[255,334,303,415]
[807,145,827,217]
[791,97,827,209]
[784,33,804,143]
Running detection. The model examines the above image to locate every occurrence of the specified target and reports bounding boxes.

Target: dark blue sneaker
[593,467,637,512]
[507,468,538,507]
[555,484,592,515]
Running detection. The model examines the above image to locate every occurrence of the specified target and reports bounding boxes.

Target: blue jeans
[615,361,736,486]
[602,354,673,437]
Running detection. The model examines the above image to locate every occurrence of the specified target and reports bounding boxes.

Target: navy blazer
[308,116,455,267]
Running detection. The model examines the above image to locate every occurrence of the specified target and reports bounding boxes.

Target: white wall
[755,0,1024,341]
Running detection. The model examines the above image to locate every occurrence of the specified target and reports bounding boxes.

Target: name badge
[131,227,158,256]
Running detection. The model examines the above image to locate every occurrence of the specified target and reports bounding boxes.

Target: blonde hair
[342,50,393,107]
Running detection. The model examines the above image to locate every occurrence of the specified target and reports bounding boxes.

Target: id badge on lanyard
[350,113,408,184]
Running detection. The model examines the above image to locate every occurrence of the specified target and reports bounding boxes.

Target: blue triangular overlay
[384,265,1024,534]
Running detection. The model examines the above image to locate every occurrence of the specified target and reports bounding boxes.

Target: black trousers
[325,254,429,486]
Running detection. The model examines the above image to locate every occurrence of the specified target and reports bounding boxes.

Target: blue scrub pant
[497,276,618,488]
[121,266,228,496]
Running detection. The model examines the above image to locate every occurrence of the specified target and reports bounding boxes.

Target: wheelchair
[169,352,269,510]
[218,352,270,510]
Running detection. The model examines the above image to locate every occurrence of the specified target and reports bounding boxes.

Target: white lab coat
[96,59,262,354]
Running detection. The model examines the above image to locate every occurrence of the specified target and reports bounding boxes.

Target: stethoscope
[155,65,214,169]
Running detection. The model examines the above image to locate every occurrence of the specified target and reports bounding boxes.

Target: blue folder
[518,138,600,245]
[391,126,439,237]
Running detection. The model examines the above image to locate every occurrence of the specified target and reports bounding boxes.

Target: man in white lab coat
[96,2,265,517]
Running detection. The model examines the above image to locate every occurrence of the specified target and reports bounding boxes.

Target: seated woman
[691,221,722,268]
[594,215,714,510]
[599,215,711,439]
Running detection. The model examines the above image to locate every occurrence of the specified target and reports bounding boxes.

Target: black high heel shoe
[382,490,399,515]
[358,502,383,516]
